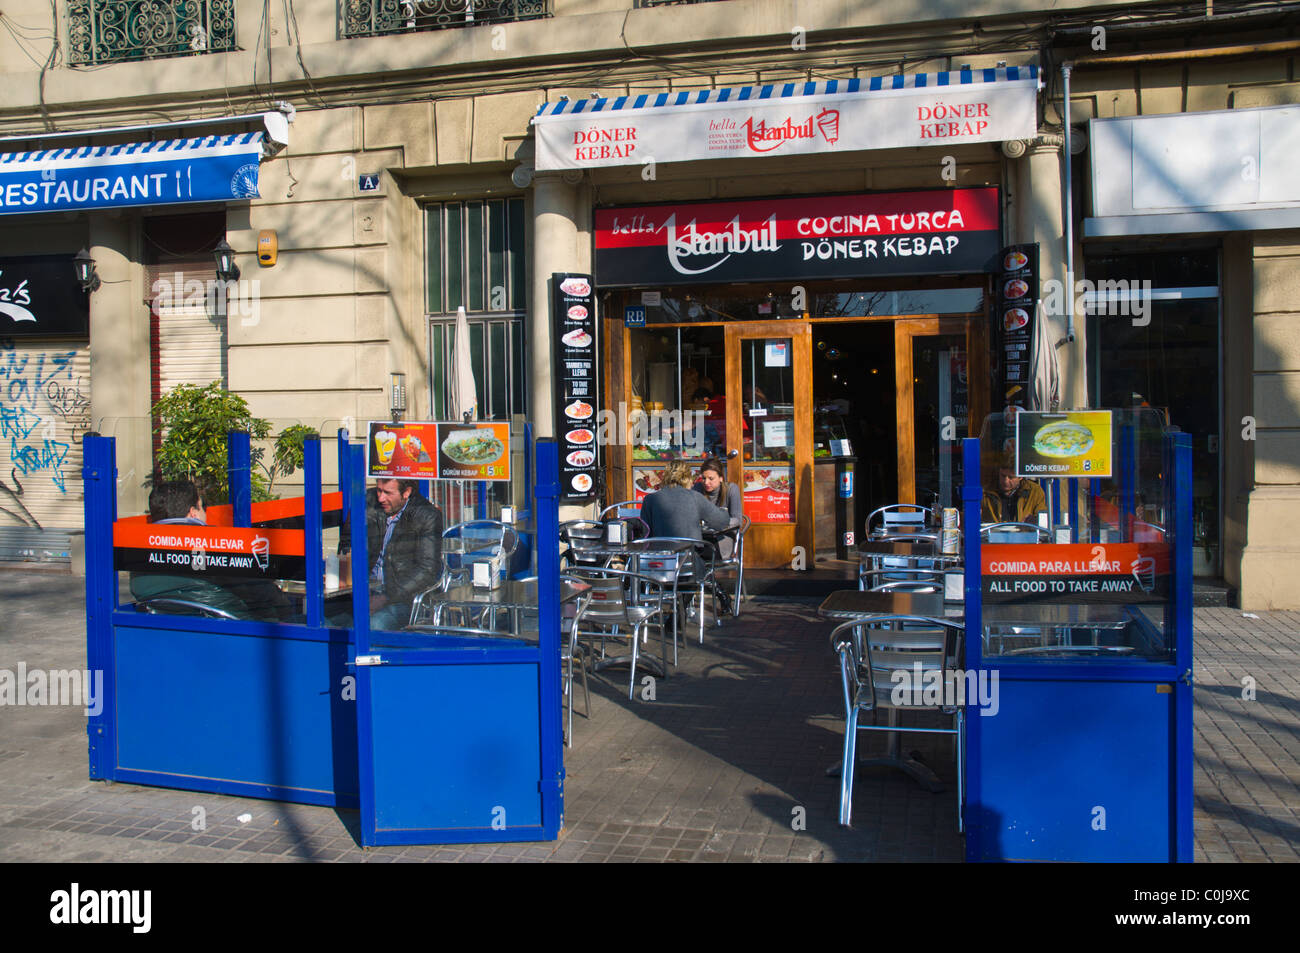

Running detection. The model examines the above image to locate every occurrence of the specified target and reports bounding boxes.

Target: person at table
[981,459,1047,524]
[642,461,733,586]
[129,480,295,622]
[362,478,444,631]
[694,456,743,520]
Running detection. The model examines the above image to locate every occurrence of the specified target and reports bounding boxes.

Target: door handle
[355,655,385,666]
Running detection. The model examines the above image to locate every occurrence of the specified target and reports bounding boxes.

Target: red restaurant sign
[595,188,1001,286]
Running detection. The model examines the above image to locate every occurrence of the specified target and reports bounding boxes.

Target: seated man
[363,478,444,631]
[981,459,1047,524]
[129,480,294,622]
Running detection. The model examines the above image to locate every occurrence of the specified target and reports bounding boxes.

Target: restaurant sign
[595,188,1001,286]
[367,421,511,481]
[982,542,1169,604]
[533,68,1038,171]
[551,273,601,500]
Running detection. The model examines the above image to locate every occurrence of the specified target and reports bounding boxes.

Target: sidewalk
[0,570,1295,862]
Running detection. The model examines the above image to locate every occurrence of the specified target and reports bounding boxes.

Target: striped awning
[0,132,264,215]
[533,66,1040,170]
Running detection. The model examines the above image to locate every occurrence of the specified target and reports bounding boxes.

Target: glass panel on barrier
[356,420,531,638]
[976,407,1175,661]
[99,415,356,627]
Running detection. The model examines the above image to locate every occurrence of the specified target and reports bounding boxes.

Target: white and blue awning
[533,66,1040,171]
[0,132,264,216]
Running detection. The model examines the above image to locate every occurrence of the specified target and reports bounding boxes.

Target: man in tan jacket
[981,460,1047,524]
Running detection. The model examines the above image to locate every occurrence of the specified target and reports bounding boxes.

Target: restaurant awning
[533,66,1039,171]
[0,132,265,216]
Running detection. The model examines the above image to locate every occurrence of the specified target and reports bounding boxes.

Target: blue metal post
[304,437,324,629]
[348,442,376,845]
[535,438,565,835]
[1088,478,1099,543]
[961,436,982,856]
[1069,478,1079,543]
[1169,431,1194,863]
[227,430,252,526]
[1050,478,1061,526]
[82,436,118,781]
[477,480,489,519]
[524,421,533,518]
[337,428,351,528]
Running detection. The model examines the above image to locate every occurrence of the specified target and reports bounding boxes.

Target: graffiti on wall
[0,337,90,527]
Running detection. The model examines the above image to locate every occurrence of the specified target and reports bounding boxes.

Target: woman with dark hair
[694,457,742,520]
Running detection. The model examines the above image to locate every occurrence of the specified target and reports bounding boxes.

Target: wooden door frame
[724,321,814,568]
[895,316,988,505]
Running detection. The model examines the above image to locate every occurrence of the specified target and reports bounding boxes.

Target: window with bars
[68,0,237,65]
[425,198,528,421]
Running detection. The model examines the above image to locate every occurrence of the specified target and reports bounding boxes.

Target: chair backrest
[599,500,642,520]
[136,598,239,620]
[628,547,687,588]
[561,520,605,563]
[870,579,941,593]
[868,505,932,536]
[831,615,965,713]
[981,521,1051,543]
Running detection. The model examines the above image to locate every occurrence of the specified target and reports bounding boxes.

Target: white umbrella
[450,306,478,422]
[1029,298,1060,411]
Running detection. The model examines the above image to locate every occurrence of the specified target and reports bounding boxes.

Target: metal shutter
[147,261,227,393]
[0,338,91,563]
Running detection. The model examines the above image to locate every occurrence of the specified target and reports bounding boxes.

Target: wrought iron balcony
[68,0,237,65]
[341,0,549,39]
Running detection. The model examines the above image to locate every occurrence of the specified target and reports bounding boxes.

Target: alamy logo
[890,662,1000,716]
[49,883,151,933]
[0,663,103,716]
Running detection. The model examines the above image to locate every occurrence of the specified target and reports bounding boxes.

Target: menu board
[367,421,511,481]
[552,273,601,499]
[997,243,1037,413]
[1016,410,1113,479]
[742,465,793,523]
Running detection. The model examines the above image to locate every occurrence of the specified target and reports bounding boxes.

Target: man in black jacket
[364,478,443,630]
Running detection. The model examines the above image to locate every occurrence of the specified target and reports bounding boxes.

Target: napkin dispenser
[605,521,627,544]
[472,555,503,590]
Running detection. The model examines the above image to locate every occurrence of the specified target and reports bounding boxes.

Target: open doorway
[812,321,897,549]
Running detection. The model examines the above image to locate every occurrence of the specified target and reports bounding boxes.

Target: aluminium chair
[831,614,966,832]
[567,565,668,699]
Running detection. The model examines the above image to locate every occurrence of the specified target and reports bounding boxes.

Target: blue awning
[534,65,1039,118]
[0,132,264,216]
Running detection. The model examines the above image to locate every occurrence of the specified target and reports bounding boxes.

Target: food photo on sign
[1015,410,1113,479]
[437,423,510,479]
[742,466,794,522]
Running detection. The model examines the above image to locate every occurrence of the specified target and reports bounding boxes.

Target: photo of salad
[441,429,506,465]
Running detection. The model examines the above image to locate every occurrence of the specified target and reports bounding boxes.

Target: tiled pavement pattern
[0,570,1295,862]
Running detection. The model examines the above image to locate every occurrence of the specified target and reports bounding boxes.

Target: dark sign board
[996,243,1037,412]
[0,255,90,336]
[594,188,1001,287]
[551,274,600,500]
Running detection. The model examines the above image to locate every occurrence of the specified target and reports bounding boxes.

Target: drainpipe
[1060,62,1076,348]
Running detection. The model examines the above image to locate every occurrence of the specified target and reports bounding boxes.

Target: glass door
[725,322,812,568]
[895,317,987,512]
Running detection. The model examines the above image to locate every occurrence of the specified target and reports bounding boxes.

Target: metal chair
[560,519,606,569]
[870,578,943,594]
[440,519,520,588]
[705,516,749,618]
[567,565,668,699]
[624,542,693,664]
[598,500,643,521]
[981,521,1052,543]
[830,615,966,832]
[632,536,711,645]
[134,598,239,620]
[867,504,934,539]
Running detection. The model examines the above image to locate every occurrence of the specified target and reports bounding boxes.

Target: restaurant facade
[1,0,1298,606]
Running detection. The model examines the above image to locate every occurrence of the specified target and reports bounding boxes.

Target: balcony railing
[68,0,236,65]
[341,0,549,39]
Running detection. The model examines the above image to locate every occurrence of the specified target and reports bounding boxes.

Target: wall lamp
[213,239,241,282]
[73,248,100,292]
[389,371,407,424]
